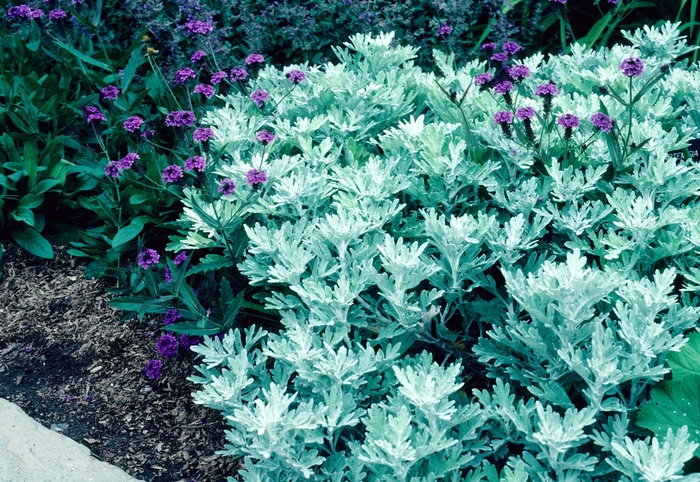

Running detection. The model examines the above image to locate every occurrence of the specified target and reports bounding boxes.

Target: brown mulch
[0,241,242,482]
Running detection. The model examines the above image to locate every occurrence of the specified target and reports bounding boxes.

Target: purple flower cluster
[474,72,493,86]
[174,68,196,85]
[144,359,162,380]
[193,127,214,142]
[83,106,106,124]
[157,333,178,358]
[490,53,508,63]
[557,113,580,129]
[179,334,203,351]
[246,168,268,187]
[185,155,206,172]
[173,252,187,266]
[437,24,453,36]
[8,4,42,19]
[502,41,521,55]
[286,69,306,84]
[493,111,514,124]
[101,85,120,100]
[251,89,269,107]
[494,81,514,95]
[138,248,160,269]
[190,50,207,63]
[194,83,215,99]
[218,178,236,196]
[619,57,644,78]
[245,54,265,65]
[210,71,228,84]
[255,130,276,144]
[105,162,120,178]
[230,68,248,81]
[590,112,613,133]
[162,165,183,183]
[481,42,497,51]
[163,308,181,325]
[142,129,155,140]
[535,83,559,96]
[48,9,66,19]
[508,65,531,80]
[118,152,139,170]
[184,20,213,35]
[516,107,536,120]
[123,115,144,133]
[164,266,173,283]
[165,110,196,127]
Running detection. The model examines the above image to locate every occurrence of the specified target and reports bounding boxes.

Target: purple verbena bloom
[193,83,215,99]
[29,9,43,18]
[210,71,228,84]
[163,308,181,325]
[174,68,196,85]
[184,20,213,35]
[184,155,206,172]
[502,41,521,55]
[516,107,536,120]
[590,112,613,133]
[123,115,144,132]
[48,9,66,19]
[173,252,187,266]
[490,53,508,62]
[144,359,162,380]
[607,0,618,3]
[165,110,196,127]
[138,249,160,269]
[474,72,493,86]
[118,153,139,170]
[535,83,559,96]
[193,127,214,142]
[190,50,207,63]
[83,106,106,124]
[549,0,566,3]
[480,42,497,51]
[163,266,173,283]
[230,68,248,81]
[286,69,306,84]
[101,85,119,100]
[157,333,178,358]
[142,129,155,139]
[217,178,236,196]
[251,89,269,107]
[493,111,514,124]
[557,113,580,129]
[619,57,644,78]
[508,65,531,80]
[179,334,203,351]
[255,130,276,144]
[245,54,265,65]
[162,165,183,183]
[437,24,453,36]
[246,168,268,187]
[494,81,514,94]
[105,161,120,178]
[8,5,33,18]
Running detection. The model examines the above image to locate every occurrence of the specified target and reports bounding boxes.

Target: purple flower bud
[535,83,559,96]
[48,9,66,19]
[251,89,269,108]
[184,155,206,172]
[508,64,531,80]
[138,248,160,269]
[437,24,453,36]
[104,161,120,178]
[193,83,215,99]
[255,129,276,145]
[82,106,106,124]
[590,112,613,133]
[165,110,196,127]
[619,57,644,78]
[173,252,187,266]
[217,178,236,196]
[123,115,144,132]
[190,50,207,63]
[493,111,514,124]
[557,113,580,129]
[162,165,183,183]
[144,359,163,379]
[286,69,306,84]
[480,42,497,51]
[193,127,214,142]
[502,41,521,55]
[230,68,248,81]
[210,71,228,84]
[163,308,181,325]
[117,153,139,170]
[516,107,536,120]
[101,85,120,100]
[246,168,268,188]
[183,20,213,35]
[174,68,196,85]
[494,81,514,95]
[490,53,508,62]
[474,72,493,86]
[156,333,178,358]
[245,54,265,65]
[164,266,173,283]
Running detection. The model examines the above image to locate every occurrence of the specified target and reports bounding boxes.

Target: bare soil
[0,241,241,482]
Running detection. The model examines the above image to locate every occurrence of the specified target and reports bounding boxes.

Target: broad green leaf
[667,332,700,380]
[164,320,224,336]
[19,193,44,209]
[637,375,700,457]
[23,140,38,189]
[10,206,35,226]
[186,254,234,276]
[112,216,151,248]
[10,226,53,258]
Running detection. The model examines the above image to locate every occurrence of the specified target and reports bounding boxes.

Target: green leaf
[186,254,234,275]
[637,375,700,457]
[163,320,224,336]
[10,206,35,226]
[53,39,111,71]
[19,193,44,209]
[23,140,38,189]
[112,216,151,248]
[10,226,54,258]
[667,332,700,380]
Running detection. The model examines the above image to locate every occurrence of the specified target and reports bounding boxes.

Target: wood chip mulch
[0,241,242,482]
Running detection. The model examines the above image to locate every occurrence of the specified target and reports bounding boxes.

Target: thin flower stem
[147,55,183,110]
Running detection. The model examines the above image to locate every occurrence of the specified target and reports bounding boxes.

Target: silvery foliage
[187,25,700,480]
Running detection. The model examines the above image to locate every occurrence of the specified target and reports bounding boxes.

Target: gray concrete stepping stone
[0,397,144,482]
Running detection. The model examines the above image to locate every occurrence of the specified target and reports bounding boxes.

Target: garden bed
[0,241,240,482]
